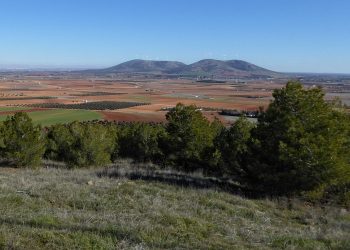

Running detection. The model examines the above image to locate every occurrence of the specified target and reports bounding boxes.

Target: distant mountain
[83,59,282,78]
[171,59,279,78]
[100,59,186,74]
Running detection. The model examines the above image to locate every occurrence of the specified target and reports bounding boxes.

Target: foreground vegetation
[0,81,349,205]
[0,81,349,248]
[0,165,349,249]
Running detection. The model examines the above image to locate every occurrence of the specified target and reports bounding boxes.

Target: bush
[304,182,350,207]
[0,112,45,167]
[164,103,223,171]
[45,122,117,168]
[118,122,166,162]
[247,81,350,196]
[214,117,254,178]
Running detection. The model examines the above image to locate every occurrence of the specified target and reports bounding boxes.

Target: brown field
[0,77,349,124]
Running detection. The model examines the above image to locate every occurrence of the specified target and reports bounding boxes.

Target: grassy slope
[0,167,348,250]
[0,109,102,126]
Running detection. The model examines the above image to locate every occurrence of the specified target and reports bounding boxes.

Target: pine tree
[0,112,45,167]
[249,81,350,195]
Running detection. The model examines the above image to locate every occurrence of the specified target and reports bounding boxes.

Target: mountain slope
[170,59,279,77]
[102,59,186,74]
[83,59,282,78]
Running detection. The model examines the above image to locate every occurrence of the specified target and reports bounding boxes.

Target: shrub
[0,112,45,167]
[45,122,117,168]
[247,81,350,196]
[164,103,223,171]
[118,122,166,162]
[214,117,254,178]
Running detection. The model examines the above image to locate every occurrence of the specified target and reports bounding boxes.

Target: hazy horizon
[1,0,349,74]
[1,59,350,75]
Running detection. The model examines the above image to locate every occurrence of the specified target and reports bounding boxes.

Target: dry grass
[0,163,349,249]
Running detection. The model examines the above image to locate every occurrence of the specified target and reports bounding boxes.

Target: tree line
[0,81,349,204]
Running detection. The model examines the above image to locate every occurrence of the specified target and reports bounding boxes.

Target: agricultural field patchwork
[25,101,149,110]
[0,109,102,126]
[0,106,31,112]
[0,77,348,125]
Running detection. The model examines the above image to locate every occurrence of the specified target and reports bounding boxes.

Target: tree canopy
[0,112,45,167]
[248,81,350,195]
[164,103,221,171]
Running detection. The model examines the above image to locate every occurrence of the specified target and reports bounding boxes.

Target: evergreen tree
[45,122,117,168]
[249,81,350,195]
[118,122,165,162]
[0,112,45,167]
[164,103,222,171]
[215,117,254,177]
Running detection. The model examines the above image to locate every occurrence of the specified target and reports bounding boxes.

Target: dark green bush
[247,81,350,196]
[0,112,45,167]
[163,103,223,171]
[214,117,254,178]
[45,122,117,168]
[118,122,166,162]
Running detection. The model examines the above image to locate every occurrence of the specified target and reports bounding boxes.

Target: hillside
[0,164,348,249]
[99,59,186,74]
[84,59,282,78]
[172,59,280,78]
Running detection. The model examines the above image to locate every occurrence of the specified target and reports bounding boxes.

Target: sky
[0,0,349,73]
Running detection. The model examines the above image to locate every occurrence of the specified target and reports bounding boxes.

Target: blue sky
[0,0,349,73]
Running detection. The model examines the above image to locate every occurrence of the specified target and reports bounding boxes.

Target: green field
[221,115,258,123]
[0,106,31,112]
[0,109,103,126]
[0,164,348,249]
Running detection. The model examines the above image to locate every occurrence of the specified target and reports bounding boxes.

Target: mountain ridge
[83,59,282,78]
[103,59,186,74]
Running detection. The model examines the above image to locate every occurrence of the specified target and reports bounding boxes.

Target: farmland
[26,101,149,110]
[0,106,31,112]
[0,108,102,126]
[0,74,349,125]
[0,75,349,250]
